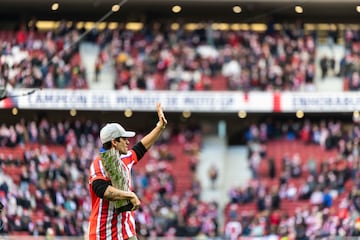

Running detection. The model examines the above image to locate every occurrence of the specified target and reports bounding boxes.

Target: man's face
[113,137,129,154]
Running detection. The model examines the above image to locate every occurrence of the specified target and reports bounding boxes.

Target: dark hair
[103,141,112,150]
[102,137,121,150]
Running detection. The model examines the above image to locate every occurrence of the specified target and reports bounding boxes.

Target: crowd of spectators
[0,21,87,90]
[89,21,318,91]
[3,116,360,239]
[340,27,360,91]
[224,118,360,239]
[1,18,360,239]
[1,20,360,92]
[0,116,221,238]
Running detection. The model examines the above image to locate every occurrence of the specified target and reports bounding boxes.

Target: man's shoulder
[120,150,137,164]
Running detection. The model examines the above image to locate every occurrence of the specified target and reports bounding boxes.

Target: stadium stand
[223,118,360,238]
[1,20,358,92]
[1,1,360,238]
[0,118,220,238]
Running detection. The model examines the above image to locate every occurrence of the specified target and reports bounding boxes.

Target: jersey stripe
[89,149,139,240]
[105,204,114,239]
[111,211,118,240]
[99,198,109,239]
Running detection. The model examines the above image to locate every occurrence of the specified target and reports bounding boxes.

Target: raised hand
[156,102,167,129]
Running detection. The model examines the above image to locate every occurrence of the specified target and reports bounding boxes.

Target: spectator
[208,164,218,190]
[268,157,276,179]
[224,217,242,240]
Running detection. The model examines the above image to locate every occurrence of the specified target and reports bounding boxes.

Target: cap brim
[122,131,136,138]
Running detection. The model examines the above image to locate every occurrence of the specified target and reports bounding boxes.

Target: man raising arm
[88,103,167,240]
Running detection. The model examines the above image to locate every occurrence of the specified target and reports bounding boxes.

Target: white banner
[5,90,359,113]
[9,89,273,112]
[280,92,360,112]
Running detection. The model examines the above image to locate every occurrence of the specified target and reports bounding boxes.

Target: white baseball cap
[100,123,136,144]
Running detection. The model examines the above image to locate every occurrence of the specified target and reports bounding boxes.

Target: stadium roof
[0,0,359,23]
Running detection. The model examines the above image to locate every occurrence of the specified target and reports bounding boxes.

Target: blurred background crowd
[0,2,360,239]
[2,114,360,238]
[1,20,360,92]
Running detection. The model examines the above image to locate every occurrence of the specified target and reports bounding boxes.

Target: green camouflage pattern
[99,148,130,209]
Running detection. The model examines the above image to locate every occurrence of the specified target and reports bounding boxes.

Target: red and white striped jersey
[88,149,139,240]
[225,220,242,240]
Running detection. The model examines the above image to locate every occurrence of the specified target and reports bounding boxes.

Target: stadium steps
[197,136,227,195]
[197,136,250,230]
[223,146,252,192]
[79,42,115,90]
[197,136,227,229]
[314,44,345,92]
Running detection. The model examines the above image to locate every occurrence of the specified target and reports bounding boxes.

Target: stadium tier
[1,0,360,239]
